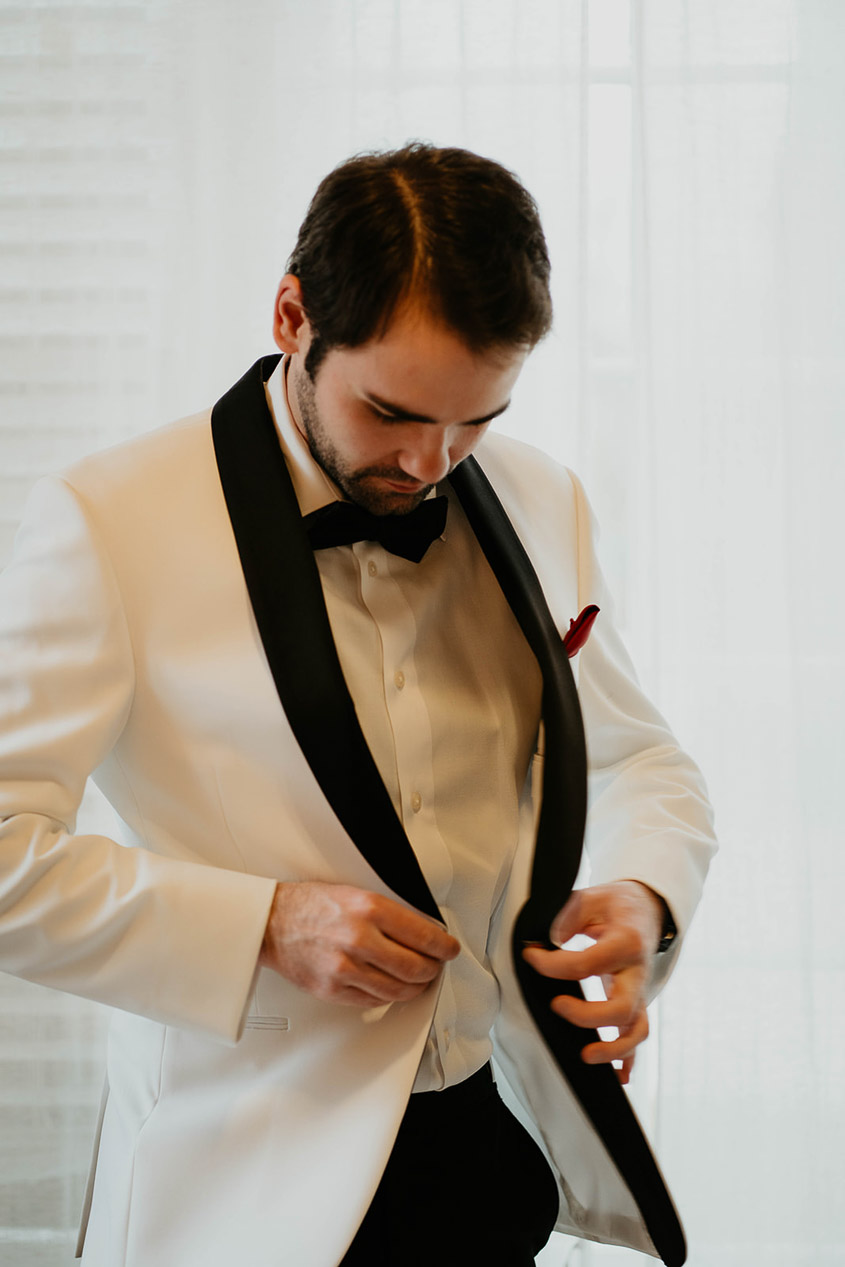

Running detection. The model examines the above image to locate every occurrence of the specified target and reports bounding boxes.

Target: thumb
[549,889,588,948]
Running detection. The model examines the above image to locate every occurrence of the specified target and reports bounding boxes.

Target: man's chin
[346,479,433,516]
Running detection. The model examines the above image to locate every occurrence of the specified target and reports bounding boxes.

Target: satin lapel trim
[449,457,686,1267]
[448,456,587,933]
[211,356,440,922]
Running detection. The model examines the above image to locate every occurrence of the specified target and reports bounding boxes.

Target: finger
[547,889,590,947]
[522,934,640,981]
[315,914,445,989]
[549,886,621,947]
[334,983,398,1008]
[550,985,644,1031]
[362,932,448,985]
[332,980,423,1008]
[348,971,431,1004]
[549,965,645,1029]
[615,1054,636,1086]
[579,1012,649,1066]
[327,952,437,1005]
[366,895,461,962]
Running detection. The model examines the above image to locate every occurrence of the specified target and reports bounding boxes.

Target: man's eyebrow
[363,392,511,427]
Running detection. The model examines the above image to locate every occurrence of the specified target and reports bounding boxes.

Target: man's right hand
[258,881,460,1008]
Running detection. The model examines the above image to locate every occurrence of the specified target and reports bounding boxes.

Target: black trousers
[339,1064,560,1267]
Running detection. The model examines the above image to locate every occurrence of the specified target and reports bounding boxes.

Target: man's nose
[398,428,452,485]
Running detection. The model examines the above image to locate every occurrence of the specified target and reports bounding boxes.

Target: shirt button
[411,791,422,814]
[367,560,378,577]
[394,670,405,690]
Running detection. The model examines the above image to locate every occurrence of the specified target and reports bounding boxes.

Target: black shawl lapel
[212,357,684,1266]
[211,355,439,922]
[448,457,588,934]
[450,458,686,1267]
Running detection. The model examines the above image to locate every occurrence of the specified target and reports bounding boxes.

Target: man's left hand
[521,880,665,1086]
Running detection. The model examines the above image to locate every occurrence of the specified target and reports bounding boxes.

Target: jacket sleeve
[0,476,276,1043]
[567,469,717,994]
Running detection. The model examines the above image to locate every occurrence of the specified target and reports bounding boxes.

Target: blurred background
[1,1,842,1263]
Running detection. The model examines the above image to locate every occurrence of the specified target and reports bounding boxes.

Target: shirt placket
[353,541,459,1085]
[353,541,454,903]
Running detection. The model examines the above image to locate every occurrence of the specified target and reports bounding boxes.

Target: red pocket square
[562,604,600,657]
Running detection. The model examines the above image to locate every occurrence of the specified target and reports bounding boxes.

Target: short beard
[293,367,433,516]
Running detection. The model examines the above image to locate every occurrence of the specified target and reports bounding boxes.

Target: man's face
[286,304,527,516]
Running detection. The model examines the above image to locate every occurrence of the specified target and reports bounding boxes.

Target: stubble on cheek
[293,372,432,515]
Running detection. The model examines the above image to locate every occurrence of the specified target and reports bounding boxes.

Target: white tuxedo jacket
[0,357,716,1267]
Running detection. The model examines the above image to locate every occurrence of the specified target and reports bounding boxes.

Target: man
[0,144,716,1266]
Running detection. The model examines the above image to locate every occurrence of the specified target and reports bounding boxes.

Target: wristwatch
[656,898,677,954]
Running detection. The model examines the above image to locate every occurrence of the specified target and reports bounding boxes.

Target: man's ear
[272,274,312,354]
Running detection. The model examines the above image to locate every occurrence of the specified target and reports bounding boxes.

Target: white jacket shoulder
[59,409,214,516]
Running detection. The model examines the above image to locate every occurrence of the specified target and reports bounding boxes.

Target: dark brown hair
[286,142,553,378]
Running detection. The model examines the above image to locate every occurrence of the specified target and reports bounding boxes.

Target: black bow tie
[303,496,448,563]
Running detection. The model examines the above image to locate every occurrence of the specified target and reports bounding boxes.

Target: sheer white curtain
[1,2,842,1263]
[624,4,845,1265]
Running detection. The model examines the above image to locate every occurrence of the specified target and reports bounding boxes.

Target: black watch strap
[656,899,678,954]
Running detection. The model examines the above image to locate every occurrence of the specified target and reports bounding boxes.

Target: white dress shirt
[265,359,543,1091]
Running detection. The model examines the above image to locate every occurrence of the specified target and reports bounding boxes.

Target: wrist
[623,880,677,954]
[258,882,284,970]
